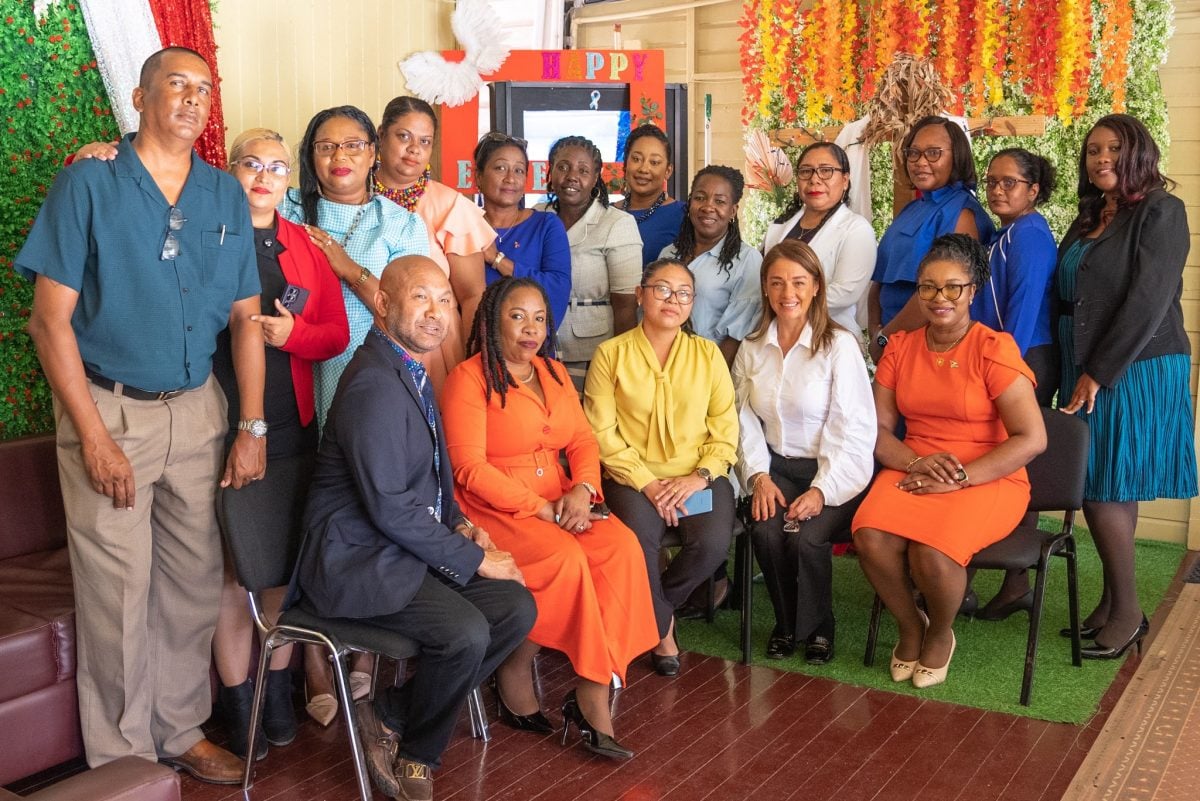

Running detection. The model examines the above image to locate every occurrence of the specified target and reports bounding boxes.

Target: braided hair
[546,135,609,210]
[672,165,745,278]
[467,277,563,408]
[297,105,378,226]
[918,233,990,289]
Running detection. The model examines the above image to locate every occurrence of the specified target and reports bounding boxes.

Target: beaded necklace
[620,191,667,221]
[375,169,429,212]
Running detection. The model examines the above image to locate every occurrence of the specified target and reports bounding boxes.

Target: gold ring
[916,480,922,488]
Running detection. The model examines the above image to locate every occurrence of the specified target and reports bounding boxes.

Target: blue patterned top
[659,237,763,343]
[280,189,429,427]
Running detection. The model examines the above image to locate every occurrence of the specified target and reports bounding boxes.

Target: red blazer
[275,215,350,426]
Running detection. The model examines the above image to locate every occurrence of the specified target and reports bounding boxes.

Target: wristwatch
[493,251,507,269]
[237,418,269,438]
[697,467,715,486]
[576,481,599,503]
[875,330,889,350]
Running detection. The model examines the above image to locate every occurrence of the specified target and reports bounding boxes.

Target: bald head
[374,255,454,355]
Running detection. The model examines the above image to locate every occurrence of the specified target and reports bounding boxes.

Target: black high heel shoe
[1080,616,1150,660]
[977,589,1034,622]
[1060,625,1101,640]
[957,588,979,619]
[490,678,553,734]
[560,690,634,760]
[650,622,680,677]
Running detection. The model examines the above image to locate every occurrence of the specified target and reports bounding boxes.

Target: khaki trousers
[54,375,226,765]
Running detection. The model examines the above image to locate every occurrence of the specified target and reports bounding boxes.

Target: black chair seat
[969,525,1061,571]
[277,607,421,662]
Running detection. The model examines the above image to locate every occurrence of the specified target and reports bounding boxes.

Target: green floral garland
[743,0,1175,248]
[1,1,116,438]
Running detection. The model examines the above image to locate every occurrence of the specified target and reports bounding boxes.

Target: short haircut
[139,46,208,89]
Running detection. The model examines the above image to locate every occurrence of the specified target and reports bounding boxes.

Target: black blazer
[289,331,484,619]
[1057,188,1190,388]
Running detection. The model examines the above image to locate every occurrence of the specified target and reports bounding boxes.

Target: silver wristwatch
[237,418,268,438]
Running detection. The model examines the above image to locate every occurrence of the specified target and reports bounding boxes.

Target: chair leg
[705,575,716,623]
[864,594,883,667]
[738,531,753,665]
[242,635,276,796]
[1065,539,1082,666]
[331,647,373,801]
[468,686,491,742]
[1021,552,1052,706]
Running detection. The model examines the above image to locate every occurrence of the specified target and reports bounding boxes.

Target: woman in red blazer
[211,128,348,760]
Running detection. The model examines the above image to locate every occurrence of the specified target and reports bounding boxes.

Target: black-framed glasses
[235,157,291,178]
[796,165,846,181]
[916,282,970,301]
[479,131,528,149]
[641,284,694,304]
[160,206,186,261]
[903,146,945,164]
[984,176,1032,191]
[312,139,370,156]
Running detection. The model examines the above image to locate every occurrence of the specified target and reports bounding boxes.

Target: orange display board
[438,49,666,195]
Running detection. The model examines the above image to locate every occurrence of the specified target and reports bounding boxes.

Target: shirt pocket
[569,303,613,339]
[200,230,243,290]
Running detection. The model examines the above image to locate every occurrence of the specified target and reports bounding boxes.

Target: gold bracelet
[354,266,370,287]
[751,472,769,492]
[905,455,923,471]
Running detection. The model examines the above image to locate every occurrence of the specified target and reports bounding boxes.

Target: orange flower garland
[1098,0,1134,110]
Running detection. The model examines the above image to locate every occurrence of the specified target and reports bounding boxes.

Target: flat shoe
[350,670,372,701]
[765,633,795,660]
[912,631,956,689]
[355,699,400,798]
[650,651,679,676]
[160,738,244,785]
[804,635,834,665]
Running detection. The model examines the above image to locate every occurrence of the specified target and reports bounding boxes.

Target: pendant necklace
[927,323,972,368]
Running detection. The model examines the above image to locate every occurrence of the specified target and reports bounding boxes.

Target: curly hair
[466,277,562,408]
[1075,114,1174,233]
[672,165,745,277]
[918,233,990,289]
[296,105,378,226]
[546,135,608,210]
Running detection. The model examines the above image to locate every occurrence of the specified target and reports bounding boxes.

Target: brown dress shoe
[355,699,400,797]
[394,757,433,801]
[160,738,244,784]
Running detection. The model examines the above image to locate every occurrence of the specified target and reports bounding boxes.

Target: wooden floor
[167,644,1133,801]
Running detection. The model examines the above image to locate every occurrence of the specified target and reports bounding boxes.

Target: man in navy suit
[290,255,535,801]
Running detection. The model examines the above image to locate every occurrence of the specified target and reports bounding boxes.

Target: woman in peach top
[442,277,657,760]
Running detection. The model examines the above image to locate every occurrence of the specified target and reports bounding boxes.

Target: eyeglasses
[312,139,370,156]
[236,157,291,178]
[903,146,945,164]
[641,284,694,304]
[916,282,971,301]
[160,206,186,261]
[796,165,845,181]
[479,131,528,149]
[984,176,1032,191]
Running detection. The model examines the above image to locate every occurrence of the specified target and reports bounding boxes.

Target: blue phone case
[683,488,713,516]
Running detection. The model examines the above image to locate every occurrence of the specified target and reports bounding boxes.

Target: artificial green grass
[676,523,1185,724]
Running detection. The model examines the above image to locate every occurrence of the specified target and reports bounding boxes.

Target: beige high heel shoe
[890,609,929,682]
[912,631,956,689]
[305,651,338,727]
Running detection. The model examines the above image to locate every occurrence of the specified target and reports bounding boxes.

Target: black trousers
[358,572,535,768]
[603,476,735,637]
[750,452,865,643]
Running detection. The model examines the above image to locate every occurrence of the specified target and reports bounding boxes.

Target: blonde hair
[227,127,291,171]
[747,239,842,355]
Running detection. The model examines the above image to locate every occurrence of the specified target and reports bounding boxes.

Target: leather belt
[570,298,610,307]
[1059,300,1075,317]
[85,368,187,401]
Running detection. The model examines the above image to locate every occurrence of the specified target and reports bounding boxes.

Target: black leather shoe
[1060,625,1101,639]
[493,681,554,734]
[804,635,834,665]
[650,651,680,676]
[958,588,979,619]
[263,668,298,747]
[765,633,795,660]
[1081,616,1149,660]
[218,680,267,762]
[977,589,1034,621]
[560,690,634,760]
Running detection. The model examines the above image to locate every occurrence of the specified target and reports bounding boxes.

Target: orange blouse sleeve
[874,329,912,391]
[979,328,1036,400]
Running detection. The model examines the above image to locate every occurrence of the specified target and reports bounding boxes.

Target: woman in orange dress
[852,234,1045,689]
[442,277,658,760]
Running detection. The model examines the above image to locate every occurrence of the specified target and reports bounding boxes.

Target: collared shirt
[972,211,1057,354]
[660,237,763,343]
[15,133,259,391]
[873,182,995,326]
[537,200,643,363]
[733,320,876,506]
[584,325,737,492]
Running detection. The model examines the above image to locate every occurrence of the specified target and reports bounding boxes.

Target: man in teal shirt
[16,47,263,784]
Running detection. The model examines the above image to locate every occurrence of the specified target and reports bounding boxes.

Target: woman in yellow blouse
[584,257,739,676]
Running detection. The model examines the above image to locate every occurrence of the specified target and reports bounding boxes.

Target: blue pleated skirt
[1058,241,1198,503]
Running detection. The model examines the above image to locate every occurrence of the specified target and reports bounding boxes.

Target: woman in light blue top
[658,165,762,366]
[279,106,429,423]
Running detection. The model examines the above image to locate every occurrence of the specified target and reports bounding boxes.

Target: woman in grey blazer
[1056,114,1196,660]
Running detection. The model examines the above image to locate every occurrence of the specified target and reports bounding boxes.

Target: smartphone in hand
[682,488,713,516]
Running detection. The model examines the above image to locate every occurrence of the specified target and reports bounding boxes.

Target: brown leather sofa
[0,757,179,801]
[0,434,83,786]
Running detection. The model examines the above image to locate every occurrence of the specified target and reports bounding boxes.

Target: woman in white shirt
[761,143,877,333]
[734,239,876,663]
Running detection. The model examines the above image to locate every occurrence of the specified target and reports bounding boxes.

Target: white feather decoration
[399,0,512,107]
[34,0,66,19]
